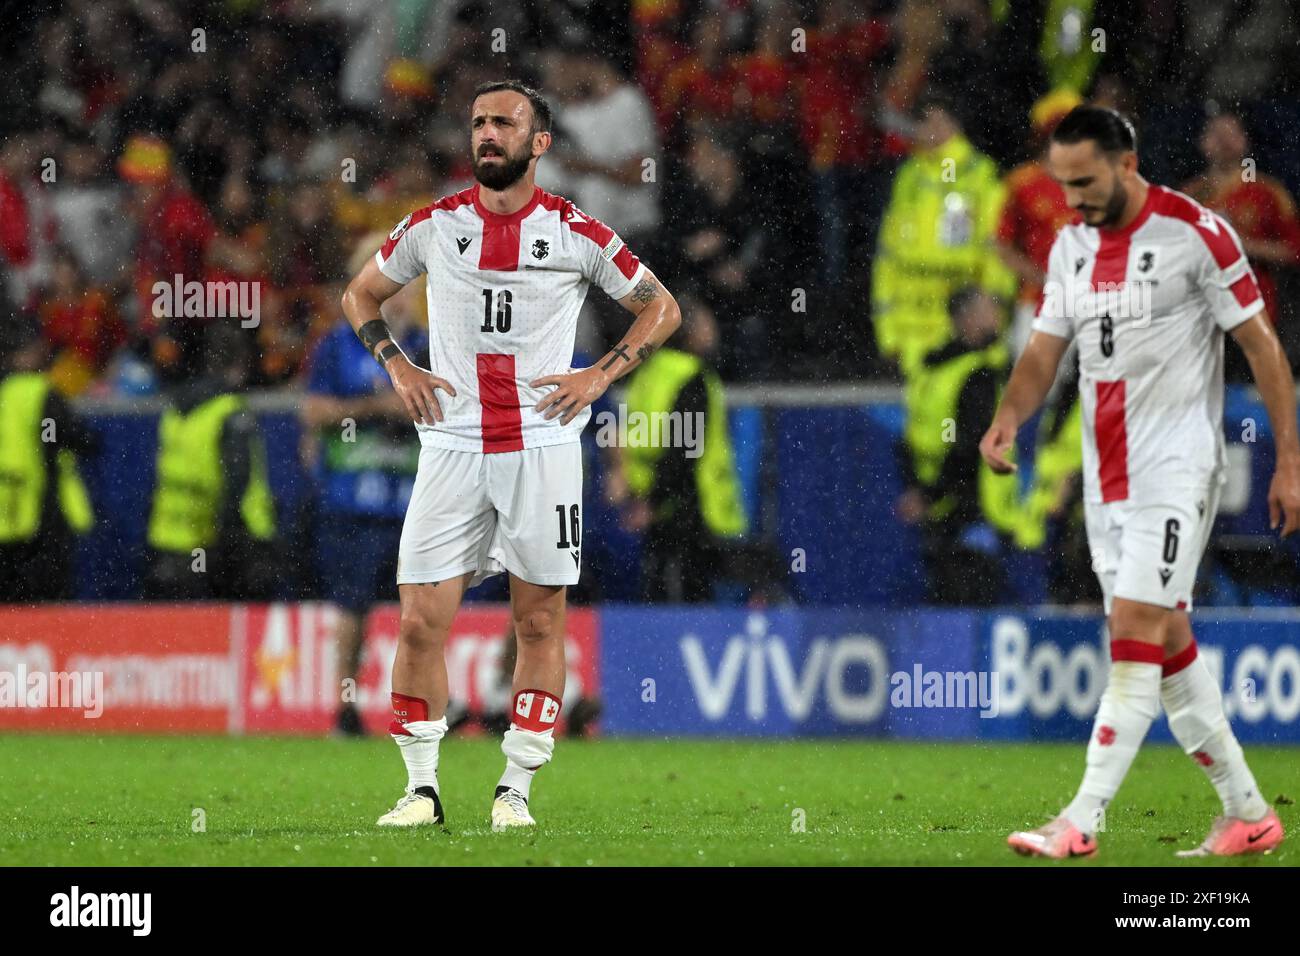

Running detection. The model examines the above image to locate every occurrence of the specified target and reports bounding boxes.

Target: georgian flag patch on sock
[513,689,561,732]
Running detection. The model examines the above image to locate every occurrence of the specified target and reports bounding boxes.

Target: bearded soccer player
[980,106,1300,858]
[341,80,680,830]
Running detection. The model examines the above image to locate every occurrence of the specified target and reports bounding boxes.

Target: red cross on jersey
[376,184,647,453]
[1032,185,1264,504]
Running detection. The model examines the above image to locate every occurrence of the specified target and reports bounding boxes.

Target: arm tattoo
[636,344,656,363]
[601,343,632,371]
[629,276,660,305]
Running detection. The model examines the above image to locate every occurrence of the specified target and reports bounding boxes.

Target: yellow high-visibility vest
[622,349,748,539]
[147,394,276,553]
[1016,397,1084,550]
[0,372,93,543]
[903,342,1022,535]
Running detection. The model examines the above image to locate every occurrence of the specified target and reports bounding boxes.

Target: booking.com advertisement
[600,608,1300,743]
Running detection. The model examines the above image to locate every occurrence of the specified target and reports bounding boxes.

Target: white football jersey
[1032,185,1265,504]
[376,184,647,453]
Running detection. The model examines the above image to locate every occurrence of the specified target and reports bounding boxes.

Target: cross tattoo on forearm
[601,344,632,371]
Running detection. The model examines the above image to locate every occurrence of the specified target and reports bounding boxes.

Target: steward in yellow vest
[897,288,1019,605]
[144,380,278,600]
[872,96,1017,377]
[0,368,95,601]
[620,302,749,602]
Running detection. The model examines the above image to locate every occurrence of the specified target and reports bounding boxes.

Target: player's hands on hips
[531,366,611,425]
[979,416,1019,474]
[1268,453,1300,536]
[386,356,456,426]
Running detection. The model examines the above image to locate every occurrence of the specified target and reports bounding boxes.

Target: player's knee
[514,608,558,645]
[398,600,449,654]
[1108,601,1167,645]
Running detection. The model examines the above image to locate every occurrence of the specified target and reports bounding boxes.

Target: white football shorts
[1084,478,1222,614]
[396,441,583,588]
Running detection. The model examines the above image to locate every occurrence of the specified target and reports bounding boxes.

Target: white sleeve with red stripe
[374,210,428,285]
[569,208,647,300]
[1192,209,1265,331]
[1030,233,1075,341]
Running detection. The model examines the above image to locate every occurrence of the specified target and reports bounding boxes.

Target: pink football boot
[1176,808,1284,858]
[1008,817,1098,858]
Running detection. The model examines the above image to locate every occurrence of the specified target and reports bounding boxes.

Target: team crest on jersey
[532,238,549,260]
[1137,250,1155,273]
[389,213,413,241]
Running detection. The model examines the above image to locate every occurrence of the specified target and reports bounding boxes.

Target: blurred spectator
[334,139,440,239]
[995,89,1083,357]
[663,131,766,377]
[302,232,428,737]
[658,12,739,144]
[260,178,347,385]
[896,287,1019,606]
[872,91,1015,377]
[0,326,95,602]
[119,133,217,377]
[1181,111,1300,378]
[0,127,57,311]
[538,50,661,244]
[48,132,130,289]
[622,293,749,603]
[142,323,283,601]
[796,0,890,287]
[38,249,126,396]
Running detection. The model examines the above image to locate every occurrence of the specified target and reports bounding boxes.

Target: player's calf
[378,692,449,827]
[492,688,559,831]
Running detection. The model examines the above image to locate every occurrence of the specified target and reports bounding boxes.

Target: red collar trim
[1098,183,1157,239]
[472,184,541,225]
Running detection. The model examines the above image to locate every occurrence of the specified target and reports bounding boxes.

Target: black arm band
[357,319,393,356]
[376,342,405,367]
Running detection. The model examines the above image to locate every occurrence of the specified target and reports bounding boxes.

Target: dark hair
[1051,105,1138,155]
[915,87,959,123]
[472,80,552,136]
[948,285,986,320]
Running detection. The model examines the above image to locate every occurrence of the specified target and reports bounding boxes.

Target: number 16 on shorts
[555,503,581,570]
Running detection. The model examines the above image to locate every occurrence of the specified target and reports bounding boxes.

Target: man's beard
[473,146,532,190]
[1091,179,1129,228]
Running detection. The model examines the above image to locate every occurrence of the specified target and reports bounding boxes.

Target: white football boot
[377,787,444,827]
[491,787,536,831]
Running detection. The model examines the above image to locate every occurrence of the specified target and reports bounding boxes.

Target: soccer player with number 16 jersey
[341,81,681,831]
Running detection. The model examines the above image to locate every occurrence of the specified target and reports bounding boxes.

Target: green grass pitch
[1,734,1295,866]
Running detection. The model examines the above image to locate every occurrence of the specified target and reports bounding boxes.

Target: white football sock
[392,718,448,793]
[1162,650,1268,821]
[499,725,555,800]
[1063,660,1161,835]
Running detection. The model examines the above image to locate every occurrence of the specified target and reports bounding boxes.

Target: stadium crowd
[4,0,1299,388]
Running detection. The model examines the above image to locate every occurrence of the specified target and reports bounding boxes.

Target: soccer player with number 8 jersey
[981,106,1300,858]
